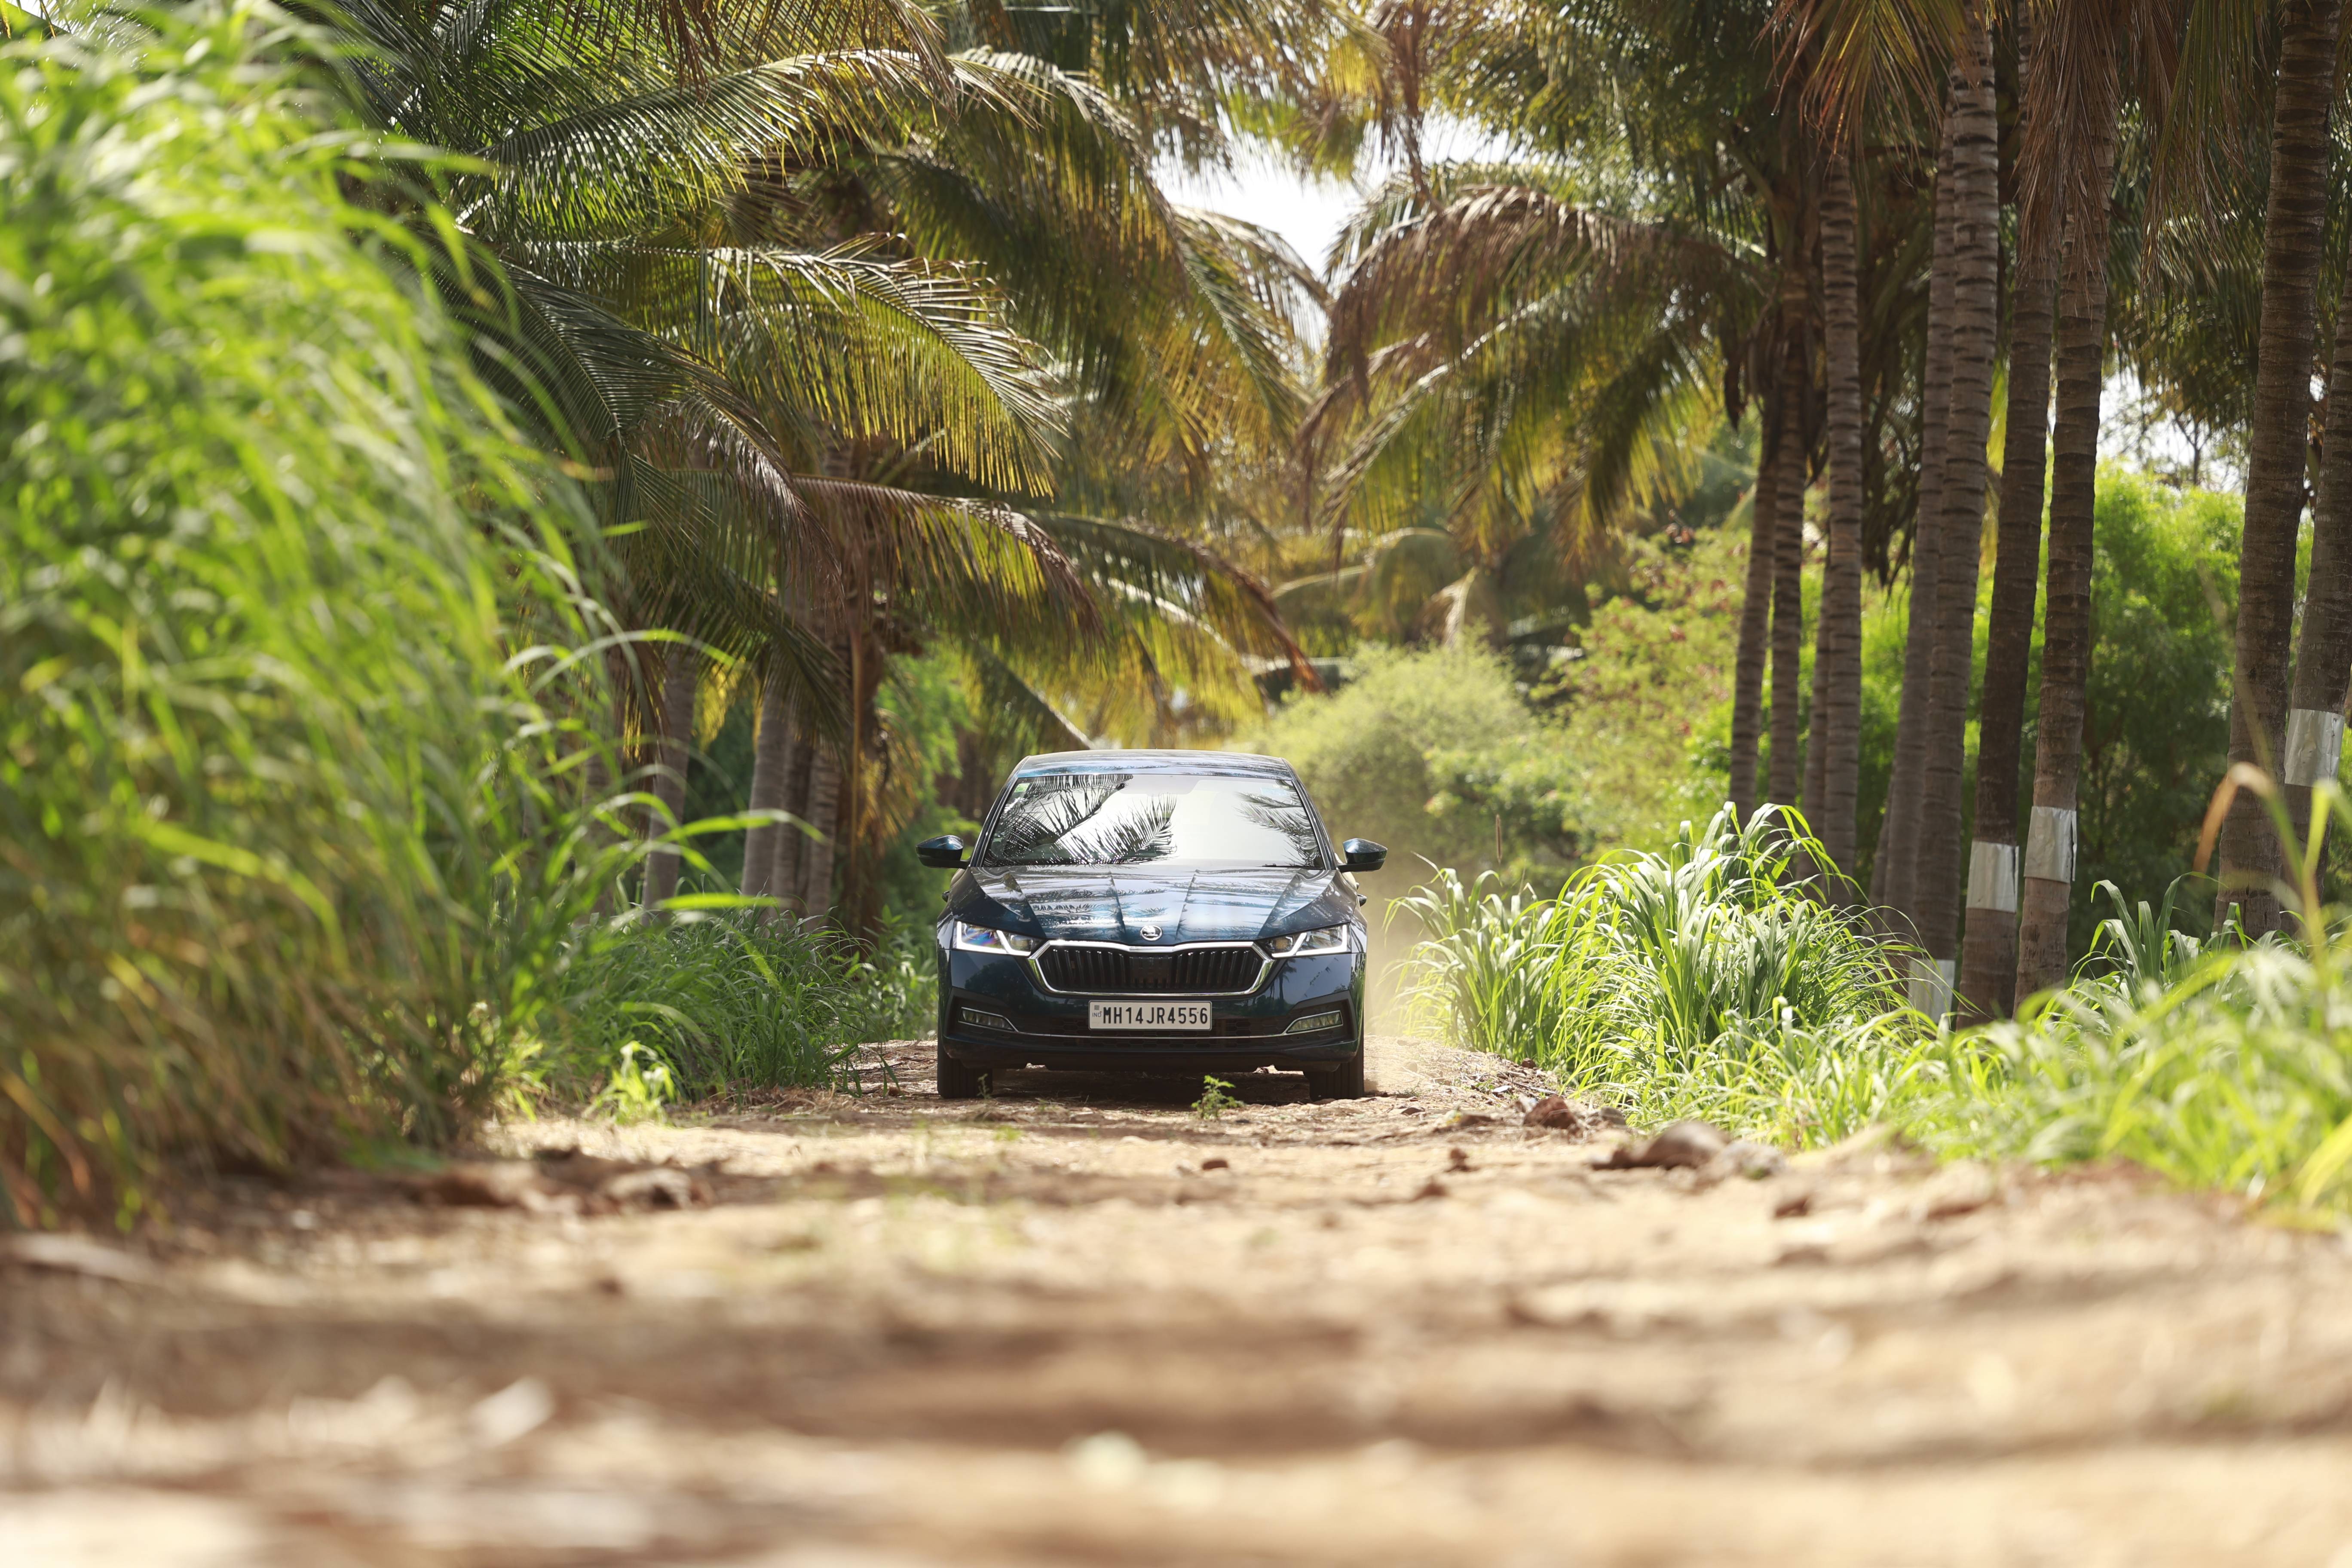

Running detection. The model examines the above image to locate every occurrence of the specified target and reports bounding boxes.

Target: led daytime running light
[954,921,1037,956]
[1266,925,1347,958]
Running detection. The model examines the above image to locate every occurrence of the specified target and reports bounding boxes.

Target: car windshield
[981,772,1324,869]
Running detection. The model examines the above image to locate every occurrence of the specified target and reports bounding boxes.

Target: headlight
[1265,925,1348,958]
[954,921,1038,956]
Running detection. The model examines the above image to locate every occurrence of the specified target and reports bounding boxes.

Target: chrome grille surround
[1029,939,1272,998]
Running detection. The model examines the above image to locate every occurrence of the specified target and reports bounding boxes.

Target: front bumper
[936,943,1363,1075]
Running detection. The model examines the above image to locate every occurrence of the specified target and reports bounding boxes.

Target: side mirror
[916,834,969,870]
[1341,838,1387,873]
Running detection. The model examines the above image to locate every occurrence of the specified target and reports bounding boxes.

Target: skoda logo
[1138,923,1162,941]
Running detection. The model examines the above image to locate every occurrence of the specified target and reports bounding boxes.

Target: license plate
[1088,1000,1212,1031]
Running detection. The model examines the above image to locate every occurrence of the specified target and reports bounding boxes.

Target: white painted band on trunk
[1907,956,1957,1021]
[1964,839,2020,913]
[2282,707,2345,787]
[2022,805,2076,883]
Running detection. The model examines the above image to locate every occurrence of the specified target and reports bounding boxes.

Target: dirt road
[8,1037,2352,1566]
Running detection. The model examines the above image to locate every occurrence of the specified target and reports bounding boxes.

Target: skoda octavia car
[918,751,1384,1100]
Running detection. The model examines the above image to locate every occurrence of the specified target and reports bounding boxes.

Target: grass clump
[530,916,935,1108]
[1397,806,1925,1140]
[1933,858,2352,1210]
[1400,793,2352,1216]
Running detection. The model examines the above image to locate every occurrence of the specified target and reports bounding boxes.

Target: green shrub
[0,4,613,1223]
[2068,475,2240,940]
[1248,644,1589,893]
[1542,527,1746,849]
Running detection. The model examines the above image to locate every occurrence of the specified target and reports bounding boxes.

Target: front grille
[1035,944,1263,995]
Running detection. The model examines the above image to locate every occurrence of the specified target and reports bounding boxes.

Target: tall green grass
[1399,793,2352,1214]
[1932,805,2352,1208]
[1396,807,1925,1136]
[529,915,935,1107]
[0,4,827,1224]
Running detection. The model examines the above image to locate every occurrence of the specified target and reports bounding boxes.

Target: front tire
[1305,1047,1366,1101]
[936,1045,988,1100]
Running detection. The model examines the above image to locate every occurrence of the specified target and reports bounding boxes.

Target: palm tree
[1310,0,1874,834]
[2014,0,2130,999]
[740,658,797,899]
[1957,15,2054,1020]
[2212,0,2344,935]
[790,67,1334,926]
[342,0,1338,927]
[1317,0,1979,871]
[1911,13,2000,1010]
[642,643,700,907]
[1771,0,1960,885]
[1768,257,1813,811]
[1873,105,1958,919]
[1312,167,1756,680]
[2283,260,2352,851]
[1733,388,1785,820]
[1816,151,1867,882]
[322,0,1087,914]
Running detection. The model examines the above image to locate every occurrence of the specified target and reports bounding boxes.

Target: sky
[1153,153,1366,276]
[1153,121,1521,280]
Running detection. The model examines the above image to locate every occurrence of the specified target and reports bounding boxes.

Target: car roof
[1009,749,1298,781]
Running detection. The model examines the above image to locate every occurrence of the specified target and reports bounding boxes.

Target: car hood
[947,866,1356,945]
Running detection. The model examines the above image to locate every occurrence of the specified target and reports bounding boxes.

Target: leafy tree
[2072,475,2239,946]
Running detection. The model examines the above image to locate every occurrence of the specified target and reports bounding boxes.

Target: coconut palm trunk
[1804,612,1830,831]
[1768,291,1810,809]
[774,725,818,918]
[2015,141,2118,998]
[740,663,796,900]
[1912,23,2001,1017]
[2284,258,2352,857]
[1874,107,1961,920]
[2216,0,2345,936]
[1957,223,2054,1022]
[1730,383,1782,819]
[796,739,843,925]
[1816,152,1866,885]
[641,646,698,909]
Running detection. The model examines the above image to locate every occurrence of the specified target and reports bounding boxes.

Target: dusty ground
[8,1035,2352,1567]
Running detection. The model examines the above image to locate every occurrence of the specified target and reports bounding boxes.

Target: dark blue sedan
[917,750,1385,1100]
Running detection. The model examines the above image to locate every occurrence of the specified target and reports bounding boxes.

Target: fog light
[961,1008,1016,1033]
[1283,1010,1343,1035]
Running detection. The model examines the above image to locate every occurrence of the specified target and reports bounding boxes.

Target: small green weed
[1193,1076,1243,1120]
[587,1042,677,1125]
